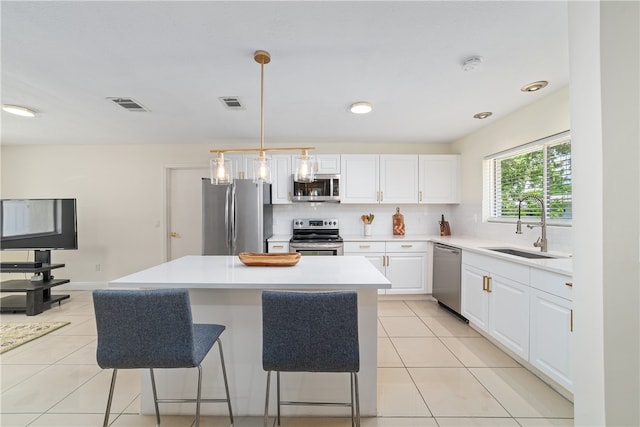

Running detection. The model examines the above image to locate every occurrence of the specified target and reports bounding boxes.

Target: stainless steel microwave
[291,174,340,202]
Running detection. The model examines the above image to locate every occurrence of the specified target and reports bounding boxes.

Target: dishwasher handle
[434,244,460,255]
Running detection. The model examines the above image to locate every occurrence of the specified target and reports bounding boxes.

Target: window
[485,131,572,224]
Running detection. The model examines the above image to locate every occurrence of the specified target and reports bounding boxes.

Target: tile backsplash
[273,203,453,237]
[450,202,573,254]
[272,202,573,254]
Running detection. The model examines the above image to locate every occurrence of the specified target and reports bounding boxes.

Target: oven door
[289,241,344,256]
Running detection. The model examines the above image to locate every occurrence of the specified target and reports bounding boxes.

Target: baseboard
[56,281,107,291]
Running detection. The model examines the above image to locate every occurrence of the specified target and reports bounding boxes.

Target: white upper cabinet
[341,154,420,204]
[225,153,257,180]
[270,154,292,204]
[314,155,341,174]
[419,154,461,204]
[340,155,380,204]
[341,154,460,204]
[380,155,419,204]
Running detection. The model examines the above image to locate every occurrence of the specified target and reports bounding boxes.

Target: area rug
[0,321,70,354]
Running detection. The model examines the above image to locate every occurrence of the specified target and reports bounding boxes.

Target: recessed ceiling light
[521,81,549,92]
[2,104,36,117]
[473,111,493,120]
[350,102,372,114]
[462,56,483,71]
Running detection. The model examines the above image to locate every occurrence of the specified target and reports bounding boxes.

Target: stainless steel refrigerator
[202,178,273,255]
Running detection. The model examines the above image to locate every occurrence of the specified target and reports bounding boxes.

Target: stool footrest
[280,400,352,407]
[156,398,231,404]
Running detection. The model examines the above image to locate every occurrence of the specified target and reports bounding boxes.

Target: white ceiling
[1,1,569,147]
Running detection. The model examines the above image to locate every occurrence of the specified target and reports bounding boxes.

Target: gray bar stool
[93,288,234,427]
[262,290,360,427]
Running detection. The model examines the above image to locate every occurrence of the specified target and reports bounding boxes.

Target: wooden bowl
[238,252,301,267]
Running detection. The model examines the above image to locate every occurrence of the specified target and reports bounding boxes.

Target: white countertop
[430,236,572,275]
[109,255,391,290]
[267,234,572,275]
[341,234,434,242]
[268,234,291,242]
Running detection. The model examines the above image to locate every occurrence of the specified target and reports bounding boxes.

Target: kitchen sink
[484,247,562,259]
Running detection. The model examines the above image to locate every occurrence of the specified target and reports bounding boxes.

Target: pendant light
[210,152,232,185]
[252,50,271,183]
[293,149,315,183]
[209,50,316,185]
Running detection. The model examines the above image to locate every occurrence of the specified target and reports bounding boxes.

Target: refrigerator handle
[224,184,231,252]
[230,183,237,253]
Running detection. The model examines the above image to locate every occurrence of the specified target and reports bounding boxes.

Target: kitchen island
[109,255,391,417]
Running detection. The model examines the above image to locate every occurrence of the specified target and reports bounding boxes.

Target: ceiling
[1,1,569,147]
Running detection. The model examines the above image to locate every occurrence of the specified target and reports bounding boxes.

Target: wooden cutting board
[440,221,451,236]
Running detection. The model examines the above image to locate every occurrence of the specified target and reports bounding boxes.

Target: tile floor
[0,291,574,426]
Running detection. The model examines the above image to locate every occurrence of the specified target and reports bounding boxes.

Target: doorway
[165,165,208,261]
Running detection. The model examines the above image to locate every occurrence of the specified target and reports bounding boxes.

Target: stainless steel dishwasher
[432,243,464,318]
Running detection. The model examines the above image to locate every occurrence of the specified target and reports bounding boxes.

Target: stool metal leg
[276,371,281,426]
[217,338,234,426]
[102,369,118,427]
[350,373,355,427]
[149,368,161,426]
[264,371,272,427]
[195,365,203,427]
[354,372,360,427]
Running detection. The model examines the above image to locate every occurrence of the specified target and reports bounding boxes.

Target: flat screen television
[0,198,78,253]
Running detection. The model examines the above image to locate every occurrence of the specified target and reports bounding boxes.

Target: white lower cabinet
[461,250,573,392]
[487,274,529,359]
[461,264,490,331]
[529,270,573,391]
[344,241,427,294]
[461,252,529,359]
[385,252,427,294]
[267,241,290,253]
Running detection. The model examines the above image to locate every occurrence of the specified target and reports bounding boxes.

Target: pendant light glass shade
[210,153,233,185]
[294,149,315,182]
[252,151,271,183]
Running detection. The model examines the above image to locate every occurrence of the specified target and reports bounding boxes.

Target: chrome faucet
[516,195,548,252]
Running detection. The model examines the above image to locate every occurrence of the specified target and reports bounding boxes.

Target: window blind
[484,131,571,223]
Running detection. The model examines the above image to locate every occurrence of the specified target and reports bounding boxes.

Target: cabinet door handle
[486,276,492,293]
[386,255,390,266]
[273,245,284,248]
[419,191,423,202]
[482,275,487,291]
[288,191,292,201]
[380,191,384,202]
[359,245,371,249]
[565,282,573,287]
[401,244,413,248]
[570,309,574,332]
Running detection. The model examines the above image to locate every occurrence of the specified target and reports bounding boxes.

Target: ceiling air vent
[107,97,149,112]
[219,97,245,110]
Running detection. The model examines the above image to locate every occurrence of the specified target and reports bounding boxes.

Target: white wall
[450,86,572,253]
[0,142,452,285]
[569,1,639,425]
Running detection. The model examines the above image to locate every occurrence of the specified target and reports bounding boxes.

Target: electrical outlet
[95,264,101,272]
